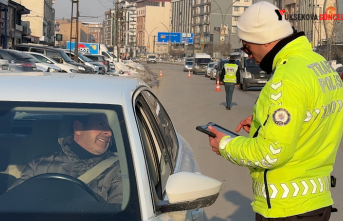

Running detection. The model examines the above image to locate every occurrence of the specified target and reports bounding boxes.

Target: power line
[98,0,112,9]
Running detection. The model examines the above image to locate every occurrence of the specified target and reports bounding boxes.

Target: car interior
[0,107,129,208]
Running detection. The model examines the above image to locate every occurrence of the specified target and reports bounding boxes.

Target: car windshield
[78,53,93,62]
[246,58,259,67]
[59,50,73,62]
[186,62,193,65]
[86,55,104,62]
[0,102,140,220]
[8,51,36,63]
[195,58,211,64]
[148,56,156,59]
[24,54,41,63]
[208,63,214,68]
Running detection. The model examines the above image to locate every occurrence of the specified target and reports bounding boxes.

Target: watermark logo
[275,7,341,20]
[275,9,286,20]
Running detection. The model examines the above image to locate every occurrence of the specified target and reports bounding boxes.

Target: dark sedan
[0,50,37,72]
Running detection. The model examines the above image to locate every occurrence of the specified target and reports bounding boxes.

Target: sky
[54,0,113,22]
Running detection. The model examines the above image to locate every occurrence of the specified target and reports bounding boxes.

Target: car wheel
[242,83,248,91]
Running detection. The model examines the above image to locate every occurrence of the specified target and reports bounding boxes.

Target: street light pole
[159,22,171,55]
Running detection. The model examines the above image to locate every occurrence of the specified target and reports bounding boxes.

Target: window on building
[162,2,165,7]
[233,16,239,21]
[244,0,249,2]
[232,26,237,33]
[234,7,239,12]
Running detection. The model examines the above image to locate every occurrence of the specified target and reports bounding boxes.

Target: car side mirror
[156,172,221,213]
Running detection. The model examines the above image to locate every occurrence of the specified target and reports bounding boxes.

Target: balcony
[192,0,211,7]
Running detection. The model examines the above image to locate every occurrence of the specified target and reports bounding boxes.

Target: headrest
[58,115,75,145]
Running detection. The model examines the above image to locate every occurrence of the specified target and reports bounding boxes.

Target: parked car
[26,52,78,73]
[183,61,193,72]
[14,44,92,73]
[25,53,62,72]
[0,49,37,72]
[64,50,105,75]
[239,56,272,91]
[83,54,110,72]
[0,73,221,220]
[336,66,343,80]
[205,62,217,77]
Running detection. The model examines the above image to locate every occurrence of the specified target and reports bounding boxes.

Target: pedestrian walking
[207,1,343,220]
[220,56,238,110]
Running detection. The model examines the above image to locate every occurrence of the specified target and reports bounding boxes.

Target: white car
[0,72,221,220]
[25,53,62,72]
[26,52,78,73]
[205,62,217,78]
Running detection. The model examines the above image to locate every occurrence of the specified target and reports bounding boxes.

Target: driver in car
[9,114,122,204]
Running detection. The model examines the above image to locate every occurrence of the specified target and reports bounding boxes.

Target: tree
[213,40,231,58]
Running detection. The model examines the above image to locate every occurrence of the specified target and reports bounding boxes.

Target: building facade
[14,0,55,45]
[136,0,171,54]
[122,1,137,57]
[104,9,115,48]
[54,19,90,47]
[0,0,30,48]
[82,22,104,44]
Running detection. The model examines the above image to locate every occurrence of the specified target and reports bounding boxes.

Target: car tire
[241,83,248,91]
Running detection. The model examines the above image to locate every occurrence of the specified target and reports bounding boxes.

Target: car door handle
[191,208,202,221]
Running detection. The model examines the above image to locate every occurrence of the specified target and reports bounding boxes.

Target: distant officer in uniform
[220,56,238,110]
[207,1,343,221]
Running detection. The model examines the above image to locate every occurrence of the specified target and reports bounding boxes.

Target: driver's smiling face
[74,114,112,155]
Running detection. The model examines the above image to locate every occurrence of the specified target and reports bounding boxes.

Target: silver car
[209,64,218,80]
[183,61,193,72]
[0,73,221,220]
[205,62,217,77]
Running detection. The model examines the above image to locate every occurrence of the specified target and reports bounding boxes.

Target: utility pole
[114,0,121,62]
[153,35,156,53]
[70,0,79,62]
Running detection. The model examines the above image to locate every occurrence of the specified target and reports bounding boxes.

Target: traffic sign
[157,32,182,43]
[56,34,63,41]
[181,33,193,44]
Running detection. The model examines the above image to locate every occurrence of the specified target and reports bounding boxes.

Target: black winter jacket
[10,136,122,203]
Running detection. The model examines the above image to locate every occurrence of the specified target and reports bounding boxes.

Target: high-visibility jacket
[219,36,343,218]
[223,63,238,83]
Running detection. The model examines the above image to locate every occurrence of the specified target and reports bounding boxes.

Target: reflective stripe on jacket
[223,63,238,83]
[219,36,343,217]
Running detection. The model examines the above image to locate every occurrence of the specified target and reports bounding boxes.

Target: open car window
[0,102,140,220]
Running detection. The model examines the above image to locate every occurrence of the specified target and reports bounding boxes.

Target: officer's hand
[208,126,227,156]
[236,115,253,133]
[220,81,224,85]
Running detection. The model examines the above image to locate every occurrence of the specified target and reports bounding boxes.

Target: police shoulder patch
[272,108,291,126]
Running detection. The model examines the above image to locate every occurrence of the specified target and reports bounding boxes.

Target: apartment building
[104,9,115,48]
[14,0,55,45]
[121,1,137,57]
[0,0,30,48]
[82,22,104,44]
[136,0,171,54]
[54,19,90,47]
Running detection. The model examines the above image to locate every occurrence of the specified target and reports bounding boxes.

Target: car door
[134,90,202,221]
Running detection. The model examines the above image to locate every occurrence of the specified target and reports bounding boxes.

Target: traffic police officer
[220,56,239,110]
[208,1,343,220]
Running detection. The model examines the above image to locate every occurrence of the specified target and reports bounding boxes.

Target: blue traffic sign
[157,32,182,43]
[181,33,193,44]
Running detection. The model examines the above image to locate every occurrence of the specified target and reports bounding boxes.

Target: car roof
[0,73,146,105]
[17,44,64,52]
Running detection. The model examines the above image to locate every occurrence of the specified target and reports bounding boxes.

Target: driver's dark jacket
[10,137,122,203]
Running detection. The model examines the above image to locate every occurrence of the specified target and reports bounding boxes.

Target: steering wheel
[28,173,100,202]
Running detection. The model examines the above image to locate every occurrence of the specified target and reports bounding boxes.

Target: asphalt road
[145,62,343,221]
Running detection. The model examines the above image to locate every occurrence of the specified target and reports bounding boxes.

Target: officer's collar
[259,32,305,74]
